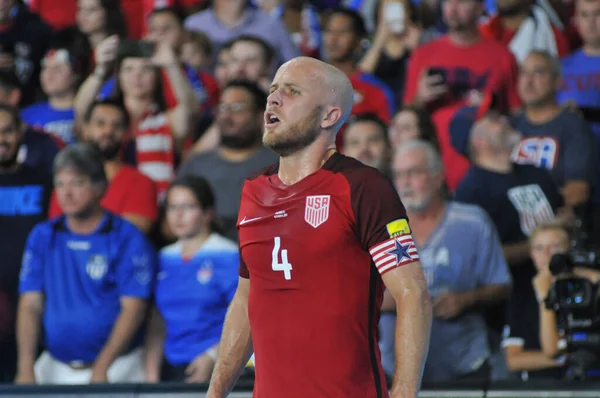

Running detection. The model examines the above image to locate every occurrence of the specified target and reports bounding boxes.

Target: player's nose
[267,89,282,107]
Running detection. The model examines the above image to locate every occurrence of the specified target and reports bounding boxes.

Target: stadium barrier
[0,379,599,398]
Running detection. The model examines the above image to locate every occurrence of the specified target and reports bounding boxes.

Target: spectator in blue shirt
[15,143,156,385]
[21,47,82,145]
[383,139,512,382]
[145,175,238,383]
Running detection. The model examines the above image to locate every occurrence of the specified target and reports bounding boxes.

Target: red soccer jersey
[49,165,158,221]
[237,153,419,398]
[404,36,521,191]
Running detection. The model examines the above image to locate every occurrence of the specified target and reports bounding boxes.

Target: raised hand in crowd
[94,35,120,78]
[414,68,447,106]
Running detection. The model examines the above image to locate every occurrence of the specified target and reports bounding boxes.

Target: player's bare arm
[207,277,253,398]
[382,261,432,398]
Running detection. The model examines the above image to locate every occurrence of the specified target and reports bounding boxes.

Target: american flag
[369,235,419,275]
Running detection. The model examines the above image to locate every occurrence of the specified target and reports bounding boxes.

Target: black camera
[544,217,600,380]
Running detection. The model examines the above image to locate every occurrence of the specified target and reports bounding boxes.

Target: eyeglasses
[166,203,200,213]
[218,103,250,113]
[393,167,430,179]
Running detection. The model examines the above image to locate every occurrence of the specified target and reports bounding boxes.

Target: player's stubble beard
[263,105,323,157]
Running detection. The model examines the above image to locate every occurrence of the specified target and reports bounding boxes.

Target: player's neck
[525,102,561,124]
[179,229,212,258]
[278,140,336,186]
[66,206,105,235]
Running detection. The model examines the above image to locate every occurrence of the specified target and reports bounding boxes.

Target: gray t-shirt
[379,202,512,382]
[177,147,278,241]
[511,108,596,188]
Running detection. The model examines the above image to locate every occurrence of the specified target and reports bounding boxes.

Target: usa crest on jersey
[305,195,330,228]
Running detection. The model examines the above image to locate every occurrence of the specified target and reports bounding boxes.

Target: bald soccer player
[206,57,432,398]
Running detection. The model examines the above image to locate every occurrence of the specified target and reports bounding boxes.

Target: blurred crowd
[1,0,600,387]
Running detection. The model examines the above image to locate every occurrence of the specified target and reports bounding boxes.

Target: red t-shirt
[335,71,394,149]
[26,0,77,31]
[237,153,419,398]
[404,36,522,191]
[49,165,158,221]
[479,15,570,57]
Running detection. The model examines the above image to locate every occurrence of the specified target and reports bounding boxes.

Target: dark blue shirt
[0,165,51,298]
[510,108,596,189]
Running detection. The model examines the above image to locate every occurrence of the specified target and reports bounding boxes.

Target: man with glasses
[178,81,277,240]
[511,50,595,210]
[387,139,512,382]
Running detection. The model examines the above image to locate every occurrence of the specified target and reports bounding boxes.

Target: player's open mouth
[265,112,281,127]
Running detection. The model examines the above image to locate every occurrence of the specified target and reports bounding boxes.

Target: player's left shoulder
[327,153,394,190]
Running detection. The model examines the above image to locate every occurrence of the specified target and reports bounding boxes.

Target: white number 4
[272,237,292,280]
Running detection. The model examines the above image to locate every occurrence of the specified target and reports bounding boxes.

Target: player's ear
[320,106,342,130]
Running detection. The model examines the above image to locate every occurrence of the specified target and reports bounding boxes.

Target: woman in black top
[502,222,568,380]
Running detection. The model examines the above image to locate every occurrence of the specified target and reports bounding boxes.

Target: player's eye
[290,88,300,95]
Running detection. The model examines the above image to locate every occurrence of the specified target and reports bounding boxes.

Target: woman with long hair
[145,176,239,383]
[74,36,197,199]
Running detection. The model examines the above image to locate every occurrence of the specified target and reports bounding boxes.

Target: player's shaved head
[275,56,354,130]
[264,56,354,156]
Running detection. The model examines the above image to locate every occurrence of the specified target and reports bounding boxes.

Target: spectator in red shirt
[49,99,158,233]
[480,0,570,63]
[146,8,219,120]
[26,0,77,31]
[404,0,521,191]
[323,7,395,149]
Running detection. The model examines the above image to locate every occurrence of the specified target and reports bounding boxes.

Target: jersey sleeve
[19,225,47,294]
[347,168,419,275]
[116,229,157,298]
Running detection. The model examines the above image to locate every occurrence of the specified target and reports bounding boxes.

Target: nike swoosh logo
[240,216,262,225]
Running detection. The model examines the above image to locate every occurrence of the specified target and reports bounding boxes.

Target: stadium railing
[0,379,599,398]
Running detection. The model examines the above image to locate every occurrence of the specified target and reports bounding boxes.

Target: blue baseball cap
[449,93,499,157]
